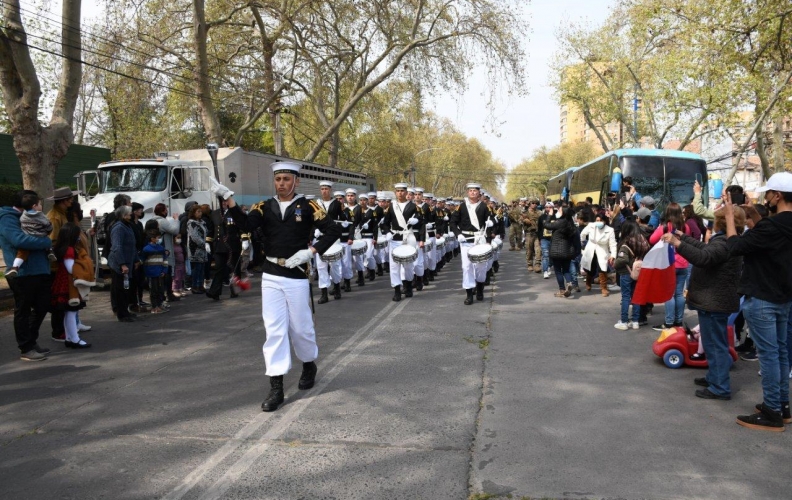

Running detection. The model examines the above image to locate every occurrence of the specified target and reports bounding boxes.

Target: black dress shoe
[298,361,317,390]
[65,340,92,349]
[206,292,220,301]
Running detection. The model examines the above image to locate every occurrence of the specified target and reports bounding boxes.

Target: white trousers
[315,252,341,289]
[261,273,318,376]
[341,243,353,279]
[389,240,415,287]
[414,243,425,276]
[363,239,376,270]
[461,242,487,289]
[425,236,436,271]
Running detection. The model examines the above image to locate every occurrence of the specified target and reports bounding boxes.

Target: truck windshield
[622,156,707,208]
[100,166,167,193]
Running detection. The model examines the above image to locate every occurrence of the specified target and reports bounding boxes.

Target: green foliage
[505,141,597,201]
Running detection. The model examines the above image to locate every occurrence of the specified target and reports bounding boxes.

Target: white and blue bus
[565,148,708,209]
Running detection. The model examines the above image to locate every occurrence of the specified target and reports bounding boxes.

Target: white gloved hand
[209,177,234,200]
[485,220,494,228]
[494,237,503,247]
[242,240,250,251]
[285,249,313,268]
[314,229,322,238]
[341,221,350,228]
[457,234,466,243]
[205,243,211,253]
[443,216,449,221]
[386,232,393,242]
[491,241,499,250]
[362,222,369,230]
[426,222,434,229]
[407,217,419,226]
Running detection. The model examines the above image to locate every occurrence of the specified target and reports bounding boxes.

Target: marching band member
[315,181,343,302]
[434,197,450,272]
[380,183,424,301]
[344,188,365,287]
[450,183,493,305]
[423,193,439,281]
[333,190,354,291]
[367,192,385,276]
[378,194,391,273]
[413,187,430,288]
[359,194,378,281]
[211,162,342,412]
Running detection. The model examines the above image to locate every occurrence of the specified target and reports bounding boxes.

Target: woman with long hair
[544,207,578,298]
[187,204,209,293]
[613,220,650,329]
[649,202,691,330]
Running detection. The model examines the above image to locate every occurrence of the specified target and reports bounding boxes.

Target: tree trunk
[193,0,223,145]
[772,115,785,175]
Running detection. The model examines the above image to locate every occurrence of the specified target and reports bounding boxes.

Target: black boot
[427,271,435,282]
[356,271,365,286]
[318,288,329,304]
[422,274,430,286]
[367,269,375,281]
[404,279,414,297]
[464,288,474,305]
[376,263,384,276]
[261,376,284,412]
[384,262,390,273]
[415,275,424,291]
[493,260,499,273]
[344,279,352,292]
[333,283,342,300]
[484,270,492,286]
[298,361,317,390]
[476,282,485,301]
[393,285,402,302]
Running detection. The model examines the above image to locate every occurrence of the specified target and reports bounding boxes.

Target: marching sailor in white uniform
[212,162,342,412]
[449,183,494,305]
[332,190,354,291]
[359,193,380,281]
[344,188,366,287]
[379,182,424,301]
[315,181,344,302]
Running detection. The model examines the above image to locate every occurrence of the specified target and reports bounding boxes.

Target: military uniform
[206,204,243,299]
[380,183,424,301]
[450,183,494,304]
[508,206,524,250]
[359,195,381,281]
[314,183,344,302]
[521,202,542,272]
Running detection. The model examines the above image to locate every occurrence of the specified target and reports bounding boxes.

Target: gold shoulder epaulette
[309,199,327,220]
[251,201,266,215]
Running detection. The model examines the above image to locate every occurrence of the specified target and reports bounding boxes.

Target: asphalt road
[0,249,790,500]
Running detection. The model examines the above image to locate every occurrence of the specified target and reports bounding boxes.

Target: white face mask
[595,221,605,229]
[555,210,562,219]
[156,237,163,244]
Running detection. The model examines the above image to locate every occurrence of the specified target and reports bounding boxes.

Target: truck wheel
[663,349,684,369]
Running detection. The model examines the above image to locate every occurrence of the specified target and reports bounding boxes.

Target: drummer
[332,190,354,291]
[380,182,424,301]
[421,191,439,283]
[377,193,391,274]
[359,193,379,281]
[315,181,344,303]
[434,197,450,272]
[344,188,365,287]
[412,187,431,289]
[209,162,342,412]
[450,183,494,305]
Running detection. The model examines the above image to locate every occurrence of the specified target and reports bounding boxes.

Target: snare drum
[376,240,388,249]
[320,243,344,262]
[468,244,493,263]
[423,241,434,252]
[351,240,367,256]
[392,245,418,264]
[435,237,445,249]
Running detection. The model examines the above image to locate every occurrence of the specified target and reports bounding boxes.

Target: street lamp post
[411,147,443,187]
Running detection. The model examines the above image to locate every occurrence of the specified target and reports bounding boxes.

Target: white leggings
[64,310,80,343]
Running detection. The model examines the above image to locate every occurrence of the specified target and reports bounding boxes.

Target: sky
[430,0,614,169]
[75,0,615,170]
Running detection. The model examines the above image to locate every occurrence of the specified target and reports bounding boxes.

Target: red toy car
[652,325,739,369]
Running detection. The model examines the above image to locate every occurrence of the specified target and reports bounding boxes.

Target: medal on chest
[295,206,303,222]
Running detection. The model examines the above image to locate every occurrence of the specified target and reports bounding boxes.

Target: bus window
[665,158,707,207]
[622,156,664,206]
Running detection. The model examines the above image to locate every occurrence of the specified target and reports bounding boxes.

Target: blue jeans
[742,297,792,412]
[551,259,572,290]
[570,256,581,286]
[619,274,639,323]
[696,310,732,396]
[540,239,551,272]
[191,262,205,289]
[664,267,689,325]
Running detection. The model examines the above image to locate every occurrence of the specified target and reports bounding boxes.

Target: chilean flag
[631,240,676,305]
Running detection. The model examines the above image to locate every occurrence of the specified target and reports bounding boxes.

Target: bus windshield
[622,156,707,208]
[100,166,168,193]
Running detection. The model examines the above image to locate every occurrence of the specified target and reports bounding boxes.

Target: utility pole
[632,84,640,146]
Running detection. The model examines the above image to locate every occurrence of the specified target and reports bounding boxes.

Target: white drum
[468,244,493,263]
[392,245,418,264]
[376,240,388,249]
[351,240,367,256]
[435,237,446,249]
[423,241,434,252]
[320,243,344,262]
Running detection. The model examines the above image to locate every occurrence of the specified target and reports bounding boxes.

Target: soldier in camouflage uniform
[521,198,542,272]
[508,199,524,250]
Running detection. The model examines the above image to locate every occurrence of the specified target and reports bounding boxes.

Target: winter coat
[187,219,208,263]
[545,218,576,261]
[580,224,617,272]
[0,206,53,277]
[107,220,138,274]
[676,233,742,313]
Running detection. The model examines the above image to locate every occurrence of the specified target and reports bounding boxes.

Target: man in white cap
[380,182,424,301]
[367,192,385,276]
[314,181,344,303]
[450,183,494,304]
[412,187,430,289]
[724,172,792,431]
[433,196,450,273]
[359,192,380,280]
[331,190,354,291]
[377,193,391,273]
[344,188,365,287]
[422,192,439,282]
[211,162,342,412]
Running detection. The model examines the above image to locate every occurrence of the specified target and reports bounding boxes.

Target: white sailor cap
[394,182,409,189]
[319,180,333,188]
[333,191,345,197]
[272,161,301,176]
[345,188,358,195]
[424,193,434,199]
[367,192,377,198]
[519,197,527,202]
[407,187,416,194]
[436,197,445,203]
[465,183,481,190]
[414,187,425,193]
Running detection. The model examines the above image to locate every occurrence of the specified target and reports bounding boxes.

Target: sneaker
[150,307,165,314]
[755,402,792,425]
[77,323,92,332]
[138,301,151,307]
[51,333,66,342]
[737,404,785,432]
[638,320,649,326]
[696,388,730,400]
[735,339,755,353]
[614,321,629,331]
[20,350,47,361]
[5,266,18,278]
[694,377,708,387]
[543,271,550,279]
[630,322,640,330]
[652,323,673,331]
[690,352,706,361]
[33,344,51,355]
[739,350,759,362]
[563,283,573,297]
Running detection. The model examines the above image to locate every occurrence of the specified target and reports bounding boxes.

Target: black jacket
[677,233,742,313]
[545,218,576,260]
[380,201,424,242]
[727,212,792,303]
[360,205,381,239]
[449,201,491,243]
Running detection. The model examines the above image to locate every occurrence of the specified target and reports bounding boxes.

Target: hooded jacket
[726,211,792,303]
[0,206,53,276]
